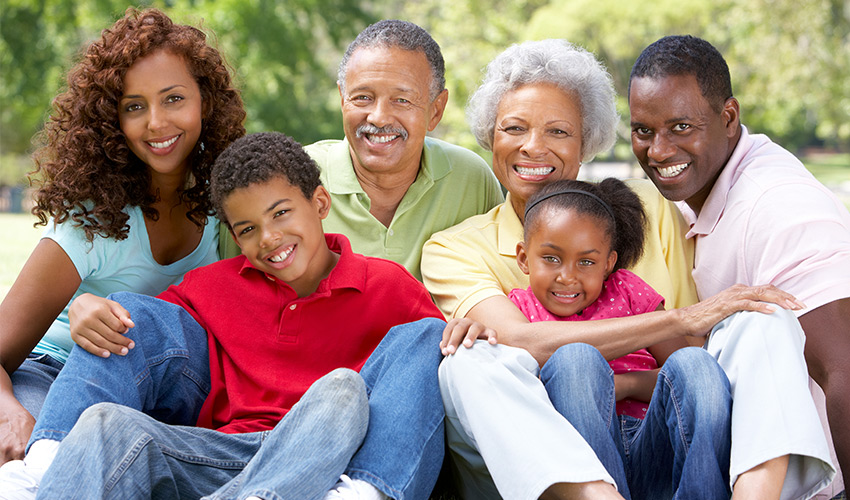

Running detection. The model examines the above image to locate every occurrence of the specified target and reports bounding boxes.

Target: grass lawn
[802,153,850,209]
[0,213,43,301]
[802,153,850,185]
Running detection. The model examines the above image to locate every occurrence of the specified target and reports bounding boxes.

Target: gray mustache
[355,124,409,141]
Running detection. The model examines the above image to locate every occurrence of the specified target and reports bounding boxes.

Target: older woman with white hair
[421,39,802,500]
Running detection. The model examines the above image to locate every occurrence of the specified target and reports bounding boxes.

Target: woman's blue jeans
[31,292,447,500]
[540,343,733,500]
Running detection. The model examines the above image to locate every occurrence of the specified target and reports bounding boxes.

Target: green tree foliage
[524,0,850,151]
[1,0,133,157]
[0,0,374,171]
[2,0,847,187]
[172,0,374,143]
[380,0,548,157]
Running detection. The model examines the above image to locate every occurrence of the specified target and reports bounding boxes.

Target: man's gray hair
[338,20,446,101]
[467,39,618,162]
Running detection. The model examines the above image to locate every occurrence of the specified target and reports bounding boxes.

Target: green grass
[803,153,850,186]
[0,213,44,301]
[802,153,850,209]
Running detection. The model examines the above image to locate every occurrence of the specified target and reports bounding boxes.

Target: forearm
[0,370,29,419]
[467,283,798,366]
[614,369,659,403]
[498,309,688,365]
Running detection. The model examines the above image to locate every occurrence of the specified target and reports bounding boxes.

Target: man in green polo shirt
[221,20,503,280]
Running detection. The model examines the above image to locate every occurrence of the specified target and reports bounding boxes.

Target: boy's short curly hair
[211,132,323,224]
[30,7,245,242]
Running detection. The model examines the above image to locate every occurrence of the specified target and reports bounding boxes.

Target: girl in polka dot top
[512,177,683,419]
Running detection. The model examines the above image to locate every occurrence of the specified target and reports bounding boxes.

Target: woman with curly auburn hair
[0,6,245,466]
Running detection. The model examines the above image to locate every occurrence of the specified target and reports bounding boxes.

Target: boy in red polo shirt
[3,132,455,500]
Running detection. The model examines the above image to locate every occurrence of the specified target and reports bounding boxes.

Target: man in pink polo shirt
[629,35,850,499]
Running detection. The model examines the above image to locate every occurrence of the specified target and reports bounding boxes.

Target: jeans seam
[104,433,153,495]
[661,368,690,454]
[158,444,250,469]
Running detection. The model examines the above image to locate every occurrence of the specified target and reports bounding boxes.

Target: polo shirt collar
[320,137,449,196]
[497,194,524,257]
[237,233,366,294]
[679,125,752,238]
[322,139,362,195]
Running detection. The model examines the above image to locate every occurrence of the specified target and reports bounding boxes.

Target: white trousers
[704,308,834,499]
[440,308,835,500]
[439,342,615,500]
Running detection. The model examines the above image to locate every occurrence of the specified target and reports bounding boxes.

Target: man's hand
[680,283,804,337]
[440,317,497,355]
[69,293,135,358]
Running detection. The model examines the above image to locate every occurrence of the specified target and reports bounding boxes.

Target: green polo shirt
[220,136,503,280]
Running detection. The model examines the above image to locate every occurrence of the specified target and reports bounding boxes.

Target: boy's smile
[224,176,338,297]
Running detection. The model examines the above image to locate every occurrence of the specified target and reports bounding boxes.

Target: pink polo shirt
[676,126,850,315]
[509,269,665,419]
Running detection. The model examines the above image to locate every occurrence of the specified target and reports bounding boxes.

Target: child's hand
[69,293,135,358]
[440,318,497,355]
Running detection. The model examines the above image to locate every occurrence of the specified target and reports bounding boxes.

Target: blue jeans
[540,344,732,500]
[31,292,212,445]
[38,368,369,499]
[10,353,64,419]
[30,292,447,500]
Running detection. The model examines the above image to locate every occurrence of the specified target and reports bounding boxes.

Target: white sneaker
[323,474,390,500]
[0,460,39,500]
[0,439,60,500]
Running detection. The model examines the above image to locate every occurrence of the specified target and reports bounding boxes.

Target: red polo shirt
[157,233,443,434]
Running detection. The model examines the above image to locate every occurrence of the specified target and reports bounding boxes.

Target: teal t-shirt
[34,206,220,363]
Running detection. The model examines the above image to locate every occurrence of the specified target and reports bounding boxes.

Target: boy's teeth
[657,162,689,178]
[269,246,293,263]
[515,165,555,176]
[148,136,178,149]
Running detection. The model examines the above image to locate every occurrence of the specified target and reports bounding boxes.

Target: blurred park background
[1,0,849,298]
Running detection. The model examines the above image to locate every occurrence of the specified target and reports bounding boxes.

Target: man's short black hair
[210,132,322,224]
[629,35,733,113]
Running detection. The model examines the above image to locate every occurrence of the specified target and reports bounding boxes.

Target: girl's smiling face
[517,207,617,317]
[119,50,203,181]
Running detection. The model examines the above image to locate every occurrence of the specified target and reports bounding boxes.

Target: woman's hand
[679,284,804,338]
[0,389,34,464]
[440,317,497,355]
[69,293,135,357]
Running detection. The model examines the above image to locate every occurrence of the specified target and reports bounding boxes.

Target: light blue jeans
[10,353,64,419]
[541,344,732,500]
[38,368,369,499]
[30,292,448,500]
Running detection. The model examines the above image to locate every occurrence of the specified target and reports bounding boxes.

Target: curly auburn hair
[30,7,246,241]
